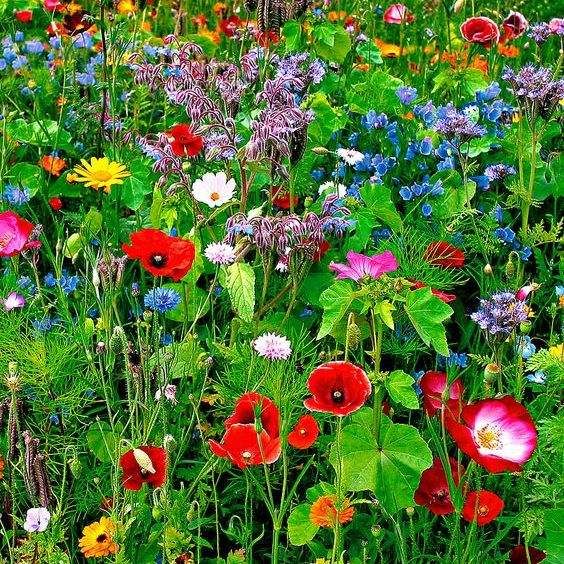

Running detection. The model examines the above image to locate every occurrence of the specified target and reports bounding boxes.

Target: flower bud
[405,507,415,517]
[519,321,532,334]
[483,263,493,275]
[312,146,330,155]
[109,326,127,354]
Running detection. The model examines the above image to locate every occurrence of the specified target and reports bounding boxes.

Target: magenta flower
[4,292,26,312]
[0,211,40,257]
[329,251,399,282]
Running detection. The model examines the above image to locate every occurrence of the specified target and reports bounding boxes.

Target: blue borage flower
[144,287,181,313]
[43,271,80,294]
[3,183,31,205]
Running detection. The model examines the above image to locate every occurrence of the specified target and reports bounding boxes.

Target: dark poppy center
[332,389,345,404]
[433,489,448,502]
[150,254,167,267]
[96,534,108,543]
[140,468,149,477]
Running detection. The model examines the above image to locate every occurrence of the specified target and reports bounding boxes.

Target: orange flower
[213,2,227,15]
[39,155,67,177]
[78,517,118,558]
[116,0,137,16]
[0,455,4,480]
[328,10,347,22]
[498,43,520,58]
[310,495,355,528]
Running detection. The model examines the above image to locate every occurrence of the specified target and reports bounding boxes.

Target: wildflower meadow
[0,0,563,562]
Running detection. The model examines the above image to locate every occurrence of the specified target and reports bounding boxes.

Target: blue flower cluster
[44,271,81,294]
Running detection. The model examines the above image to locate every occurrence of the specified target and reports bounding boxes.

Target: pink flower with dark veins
[329,250,398,282]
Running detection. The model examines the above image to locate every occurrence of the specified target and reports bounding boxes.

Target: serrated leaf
[385,370,419,409]
[404,287,453,355]
[225,263,255,322]
[330,409,432,513]
[317,280,355,339]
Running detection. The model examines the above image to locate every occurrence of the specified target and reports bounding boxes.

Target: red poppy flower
[209,424,281,468]
[49,197,63,211]
[445,396,537,473]
[462,490,504,525]
[410,280,456,303]
[225,392,280,439]
[255,30,279,47]
[166,124,204,158]
[304,361,371,417]
[15,10,33,23]
[119,446,167,490]
[419,371,464,417]
[218,15,241,37]
[502,11,528,41]
[122,228,196,282]
[509,545,546,564]
[271,187,299,210]
[414,457,464,515]
[460,17,500,46]
[423,241,465,268]
[288,415,319,449]
[313,240,330,262]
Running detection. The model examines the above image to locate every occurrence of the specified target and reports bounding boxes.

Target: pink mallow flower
[515,282,539,301]
[0,211,40,257]
[445,396,537,473]
[4,292,26,312]
[329,250,398,282]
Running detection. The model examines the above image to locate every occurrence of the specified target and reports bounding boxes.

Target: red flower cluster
[119,446,167,491]
[271,186,299,210]
[122,228,196,281]
[209,393,281,468]
[166,124,204,158]
[460,12,528,46]
[304,361,371,417]
[415,457,464,515]
[15,9,33,22]
[410,280,456,303]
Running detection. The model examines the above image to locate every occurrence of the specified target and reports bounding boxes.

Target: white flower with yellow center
[192,171,236,208]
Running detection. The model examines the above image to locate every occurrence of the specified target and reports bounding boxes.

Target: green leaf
[121,176,152,211]
[313,23,351,63]
[283,20,303,52]
[163,283,209,323]
[404,287,453,355]
[385,370,419,409]
[356,42,383,65]
[330,409,432,513]
[317,280,355,339]
[287,504,319,546]
[307,92,348,146]
[225,263,255,323]
[81,207,103,237]
[6,118,73,151]
[376,300,395,330]
[540,509,564,564]
[347,71,403,114]
[86,421,118,463]
[6,163,45,197]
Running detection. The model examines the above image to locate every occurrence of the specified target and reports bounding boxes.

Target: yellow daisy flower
[549,343,563,360]
[73,157,130,193]
[78,516,118,558]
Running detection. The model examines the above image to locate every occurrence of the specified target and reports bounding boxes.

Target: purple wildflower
[484,164,516,182]
[23,507,50,533]
[470,292,529,336]
[434,106,486,141]
[528,23,552,43]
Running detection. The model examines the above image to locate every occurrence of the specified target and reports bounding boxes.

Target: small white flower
[204,242,237,265]
[253,332,292,361]
[192,171,236,208]
[337,148,364,166]
[4,292,25,312]
[155,384,177,404]
[319,181,347,198]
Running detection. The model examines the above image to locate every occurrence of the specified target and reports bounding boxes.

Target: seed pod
[346,319,361,350]
[33,453,52,507]
[505,257,515,277]
[483,263,493,275]
[289,126,308,165]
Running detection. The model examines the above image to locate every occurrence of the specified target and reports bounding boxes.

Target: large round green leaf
[330,408,432,514]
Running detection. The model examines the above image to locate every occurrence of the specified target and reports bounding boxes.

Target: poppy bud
[312,146,330,155]
[484,363,500,383]
[505,255,516,277]
[405,506,415,517]
[452,0,464,12]
[109,326,127,354]
[483,263,493,275]
[143,310,153,322]
[346,318,361,350]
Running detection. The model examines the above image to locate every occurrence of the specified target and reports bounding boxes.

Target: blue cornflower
[59,272,80,294]
[517,336,536,359]
[396,85,418,105]
[160,333,173,346]
[144,287,181,313]
[311,168,325,182]
[44,272,57,287]
[421,203,433,217]
[49,414,60,425]
[526,371,546,385]
[3,183,30,205]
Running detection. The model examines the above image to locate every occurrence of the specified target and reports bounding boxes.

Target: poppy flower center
[475,424,502,450]
[241,450,252,460]
[150,254,167,267]
[96,534,108,543]
[332,389,345,404]
[477,505,489,516]
[210,191,221,201]
[432,489,449,502]
[299,429,307,436]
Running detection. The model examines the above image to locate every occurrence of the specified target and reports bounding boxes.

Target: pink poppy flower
[4,292,26,312]
[0,211,40,258]
[383,4,414,24]
[502,11,529,41]
[419,371,464,417]
[445,396,537,473]
[329,250,398,282]
[43,0,63,11]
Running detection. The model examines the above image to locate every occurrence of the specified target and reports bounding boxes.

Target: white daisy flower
[318,181,347,198]
[192,171,236,208]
